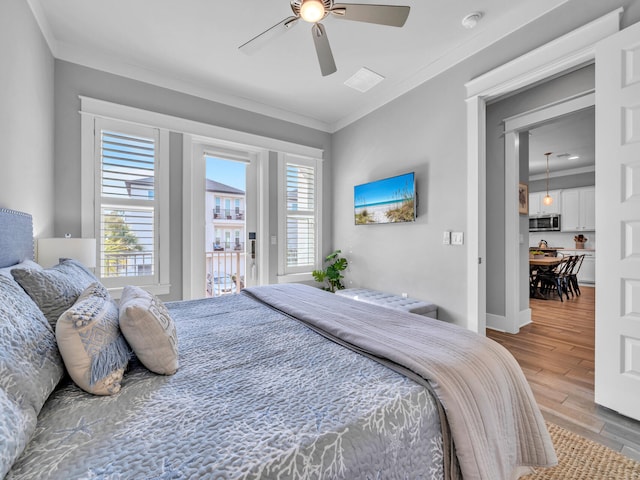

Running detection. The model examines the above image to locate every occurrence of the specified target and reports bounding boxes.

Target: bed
[0,208,556,479]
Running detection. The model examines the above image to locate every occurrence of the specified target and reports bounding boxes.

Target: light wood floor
[487,286,640,462]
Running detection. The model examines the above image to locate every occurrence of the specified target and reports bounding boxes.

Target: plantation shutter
[96,119,160,286]
[285,160,316,271]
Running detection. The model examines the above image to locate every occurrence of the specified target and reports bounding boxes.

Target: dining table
[529,255,566,299]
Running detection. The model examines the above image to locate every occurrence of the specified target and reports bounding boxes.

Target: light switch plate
[443,231,451,245]
[452,232,464,245]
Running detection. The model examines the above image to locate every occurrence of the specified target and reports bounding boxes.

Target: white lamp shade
[37,238,97,269]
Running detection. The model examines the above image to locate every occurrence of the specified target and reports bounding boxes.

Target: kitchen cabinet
[529,190,561,215]
[561,186,595,231]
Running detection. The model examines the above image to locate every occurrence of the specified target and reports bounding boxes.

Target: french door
[184,140,266,299]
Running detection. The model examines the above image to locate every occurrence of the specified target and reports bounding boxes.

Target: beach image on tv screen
[354,172,415,224]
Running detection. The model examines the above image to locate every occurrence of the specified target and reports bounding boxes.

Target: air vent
[344,67,384,93]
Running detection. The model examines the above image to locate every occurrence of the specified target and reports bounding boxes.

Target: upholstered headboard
[0,208,34,268]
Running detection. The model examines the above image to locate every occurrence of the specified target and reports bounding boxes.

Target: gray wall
[54,61,332,300]
[485,65,595,317]
[0,0,55,238]
[332,2,640,326]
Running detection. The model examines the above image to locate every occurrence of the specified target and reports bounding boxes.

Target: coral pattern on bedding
[5,293,444,480]
[0,275,64,479]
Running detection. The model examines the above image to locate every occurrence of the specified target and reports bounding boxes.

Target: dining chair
[538,255,572,301]
[566,254,585,296]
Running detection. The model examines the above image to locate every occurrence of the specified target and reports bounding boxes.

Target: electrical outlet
[401,292,408,299]
[452,232,464,245]
[443,231,451,245]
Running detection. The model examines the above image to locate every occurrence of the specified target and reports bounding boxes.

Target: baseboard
[486,313,509,332]
[519,308,532,328]
[486,310,531,333]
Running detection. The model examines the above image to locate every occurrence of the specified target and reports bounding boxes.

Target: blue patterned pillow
[0,275,64,478]
[56,283,131,395]
[12,258,101,329]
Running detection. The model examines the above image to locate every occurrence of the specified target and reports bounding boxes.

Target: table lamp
[37,236,97,269]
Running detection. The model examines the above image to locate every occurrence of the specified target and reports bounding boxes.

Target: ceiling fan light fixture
[300,0,326,23]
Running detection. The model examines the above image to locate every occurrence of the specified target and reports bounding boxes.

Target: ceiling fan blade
[330,4,410,27]
[311,23,337,77]
[239,16,299,55]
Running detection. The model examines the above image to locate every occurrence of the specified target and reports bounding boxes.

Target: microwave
[529,214,561,232]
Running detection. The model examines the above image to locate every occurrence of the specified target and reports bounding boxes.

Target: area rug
[522,422,640,479]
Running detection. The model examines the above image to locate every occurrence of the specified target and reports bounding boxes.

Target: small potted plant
[574,234,588,249]
[529,250,546,259]
[312,250,348,293]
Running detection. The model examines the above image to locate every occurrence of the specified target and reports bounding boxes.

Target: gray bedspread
[244,284,557,480]
[7,293,444,480]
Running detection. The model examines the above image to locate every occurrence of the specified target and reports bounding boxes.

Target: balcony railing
[102,251,153,277]
[206,250,245,298]
[213,241,244,252]
[213,209,244,221]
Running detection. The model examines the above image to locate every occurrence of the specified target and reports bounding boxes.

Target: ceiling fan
[239,0,410,76]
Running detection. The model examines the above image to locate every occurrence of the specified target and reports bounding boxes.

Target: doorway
[502,98,596,332]
[464,8,619,335]
[183,138,267,300]
[205,156,247,297]
[468,8,640,424]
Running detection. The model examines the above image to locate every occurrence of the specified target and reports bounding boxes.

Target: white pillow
[119,285,179,375]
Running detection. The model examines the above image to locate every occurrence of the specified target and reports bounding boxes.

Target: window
[278,154,322,277]
[215,197,221,218]
[82,115,169,295]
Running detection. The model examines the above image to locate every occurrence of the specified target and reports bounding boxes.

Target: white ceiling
[28,0,571,132]
[528,107,595,177]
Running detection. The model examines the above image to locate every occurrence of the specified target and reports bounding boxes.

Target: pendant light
[542,152,553,206]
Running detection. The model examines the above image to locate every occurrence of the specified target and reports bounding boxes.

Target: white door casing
[183,137,269,299]
[594,20,640,421]
[465,10,621,334]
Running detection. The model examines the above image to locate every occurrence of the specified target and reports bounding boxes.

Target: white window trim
[78,96,325,298]
[277,152,323,282]
[80,103,170,298]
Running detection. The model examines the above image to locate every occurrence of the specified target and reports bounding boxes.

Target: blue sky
[354,172,414,207]
[206,156,246,190]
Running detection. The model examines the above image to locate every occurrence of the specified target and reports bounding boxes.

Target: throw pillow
[56,283,131,395]
[12,258,101,329]
[119,285,179,375]
[0,259,41,279]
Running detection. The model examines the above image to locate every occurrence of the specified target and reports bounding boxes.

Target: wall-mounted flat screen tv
[354,172,416,225]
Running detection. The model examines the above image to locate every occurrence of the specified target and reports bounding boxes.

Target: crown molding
[27,0,574,134]
[330,0,572,132]
[26,0,58,54]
